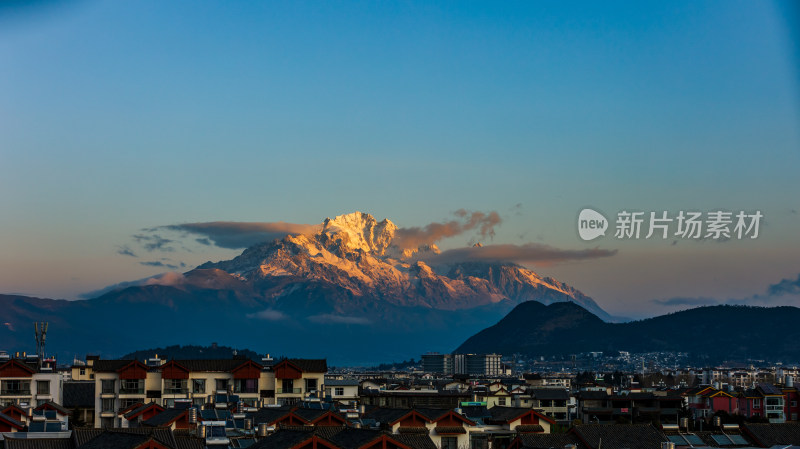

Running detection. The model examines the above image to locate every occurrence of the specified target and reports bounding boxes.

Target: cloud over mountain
[163,221,320,249]
[393,210,502,249]
[651,273,800,309]
[417,243,617,265]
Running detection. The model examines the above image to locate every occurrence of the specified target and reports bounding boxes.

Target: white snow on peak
[321,211,397,256]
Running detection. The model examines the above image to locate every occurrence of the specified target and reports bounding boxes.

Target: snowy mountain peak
[196,211,613,320]
[320,211,397,256]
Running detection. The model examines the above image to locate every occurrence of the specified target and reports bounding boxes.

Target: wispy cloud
[133,234,175,252]
[651,297,718,306]
[766,274,800,296]
[308,314,371,325]
[246,309,288,321]
[139,260,180,269]
[417,243,617,265]
[163,221,319,249]
[394,209,502,249]
[651,273,800,308]
[116,245,137,257]
[143,272,186,287]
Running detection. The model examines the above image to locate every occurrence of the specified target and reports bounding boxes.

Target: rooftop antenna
[34,322,48,367]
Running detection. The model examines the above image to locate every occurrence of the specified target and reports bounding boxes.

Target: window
[165,379,187,394]
[215,379,228,392]
[281,379,295,394]
[540,400,552,407]
[470,435,489,449]
[101,398,115,412]
[792,401,797,407]
[498,397,506,406]
[305,378,318,393]
[36,380,50,395]
[1,380,30,395]
[442,437,458,449]
[192,397,205,407]
[234,378,257,394]
[753,399,761,408]
[120,398,140,410]
[335,387,345,396]
[80,368,86,375]
[792,413,798,421]
[120,379,143,394]
[101,417,115,428]
[192,379,206,394]
[101,380,115,394]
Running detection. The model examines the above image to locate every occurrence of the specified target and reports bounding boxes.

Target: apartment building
[0,355,62,409]
[92,357,285,427]
[274,359,327,405]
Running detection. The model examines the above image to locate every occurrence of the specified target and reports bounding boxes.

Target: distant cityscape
[2,344,800,449]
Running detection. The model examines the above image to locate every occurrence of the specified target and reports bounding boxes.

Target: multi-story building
[422,353,454,375]
[324,379,360,406]
[91,356,294,427]
[70,355,100,381]
[454,354,502,377]
[577,390,681,424]
[529,389,570,423]
[273,359,327,406]
[0,355,62,409]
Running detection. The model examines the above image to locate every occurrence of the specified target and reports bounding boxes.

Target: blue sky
[1,0,798,317]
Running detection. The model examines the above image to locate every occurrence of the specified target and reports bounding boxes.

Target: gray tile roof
[246,406,295,425]
[249,429,316,449]
[36,401,71,416]
[77,431,156,449]
[743,422,800,446]
[3,438,76,449]
[287,359,328,373]
[487,407,536,423]
[529,389,569,401]
[247,426,438,449]
[72,427,178,448]
[572,424,667,449]
[141,408,188,427]
[123,402,159,419]
[91,360,136,372]
[0,411,25,429]
[391,434,438,449]
[517,433,583,449]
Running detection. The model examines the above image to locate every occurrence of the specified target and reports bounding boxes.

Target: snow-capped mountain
[194,211,612,320]
[0,211,613,364]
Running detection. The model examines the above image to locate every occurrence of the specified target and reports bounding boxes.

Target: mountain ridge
[456,301,800,362]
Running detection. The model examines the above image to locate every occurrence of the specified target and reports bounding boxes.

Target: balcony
[0,389,30,396]
[235,388,258,394]
[119,388,145,395]
[277,388,302,394]
[164,388,189,395]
